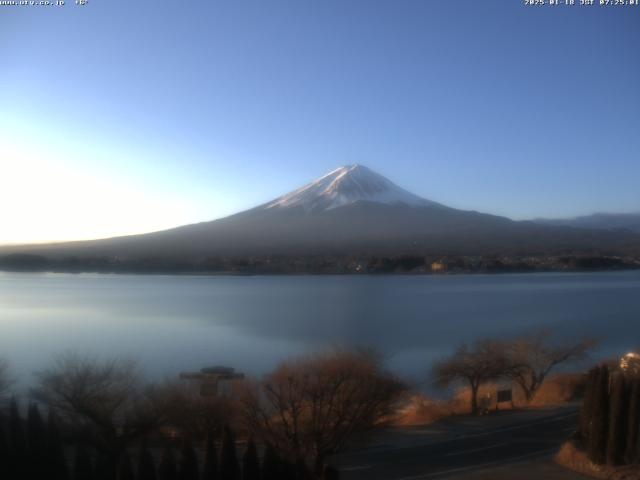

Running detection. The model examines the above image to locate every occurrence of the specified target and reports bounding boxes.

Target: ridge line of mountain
[1,166,638,271]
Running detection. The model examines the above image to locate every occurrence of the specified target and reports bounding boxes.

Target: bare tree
[433,340,509,414]
[242,348,405,473]
[504,330,595,402]
[31,353,164,463]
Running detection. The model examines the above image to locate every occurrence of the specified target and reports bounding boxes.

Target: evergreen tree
[158,446,178,480]
[241,439,260,480]
[219,426,240,480]
[74,445,95,480]
[48,410,70,480]
[179,441,199,480]
[27,403,47,456]
[27,403,48,477]
[117,451,135,480]
[138,442,157,480]
[579,368,598,441]
[624,377,640,465]
[9,398,26,454]
[260,444,279,480]
[588,366,610,464]
[607,372,628,465]
[295,457,313,480]
[95,452,118,480]
[279,460,295,480]
[322,464,340,480]
[9,398,26,479]
[201,432,219,480]
[0,424,8,480]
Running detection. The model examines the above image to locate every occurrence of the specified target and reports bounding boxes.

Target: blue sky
[1,0,639,243]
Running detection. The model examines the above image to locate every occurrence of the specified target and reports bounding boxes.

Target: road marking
[442,441,508,457]
[392,448,557,480]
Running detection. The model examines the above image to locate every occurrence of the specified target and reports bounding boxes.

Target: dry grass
[394,373,586,426]
[530,373,586,407]
[394,394,464,426]
[555,441,640,480]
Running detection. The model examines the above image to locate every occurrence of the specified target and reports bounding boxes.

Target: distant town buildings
[430,261,447,273]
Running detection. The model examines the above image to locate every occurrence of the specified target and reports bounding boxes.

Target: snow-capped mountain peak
[263,164,438,212]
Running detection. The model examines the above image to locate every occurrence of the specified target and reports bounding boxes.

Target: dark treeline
[0,337,619,479]
[579,364,640,466]
[0,402,340,480]
[0,349,404,480]
[0,252,638,275]
[1,400,68,480]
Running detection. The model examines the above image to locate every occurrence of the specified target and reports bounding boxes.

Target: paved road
[331,405,583,480]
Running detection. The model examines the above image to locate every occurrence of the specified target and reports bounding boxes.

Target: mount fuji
[261,165,439,212]
[2,165,639,260]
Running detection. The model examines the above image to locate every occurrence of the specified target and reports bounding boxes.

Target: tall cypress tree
[117,451,135,480]
[624,377,640,465]
[579,368,598,441]
[9,398,26,453]
[179,441,199,480]
[27,403,48,478]
[202,431,219,480]
[260,444,279,480]
[74,445,95,480]
[9,398,26,479]
[138,441,157,480]
[279,460,295,480]
[95,452,118,480]
[220,426,240,480]
[295,457,313,480]
[322,464,340,480]
[241,439,260,480]
[158,446,178,480]
[0,424,8,480]
[588,366,610,464]
[27,404,47,454]
[48,410,70,480]
[607,372,628,465]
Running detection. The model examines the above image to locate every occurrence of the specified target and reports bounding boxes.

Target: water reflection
[1,271,639,387]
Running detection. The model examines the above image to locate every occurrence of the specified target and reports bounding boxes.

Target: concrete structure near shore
[180,366,245,397]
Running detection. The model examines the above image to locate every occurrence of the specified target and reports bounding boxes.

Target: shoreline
[0,265,638,277]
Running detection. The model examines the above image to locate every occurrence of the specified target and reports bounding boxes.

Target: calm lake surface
[1,271,639,387]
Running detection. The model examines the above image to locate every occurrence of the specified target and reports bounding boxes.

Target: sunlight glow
[0,139,202,245]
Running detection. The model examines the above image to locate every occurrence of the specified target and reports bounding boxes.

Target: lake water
[1,271,639,389]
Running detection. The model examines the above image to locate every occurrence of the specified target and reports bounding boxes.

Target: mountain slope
[2,165,639,259]
[534,213,640,234]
